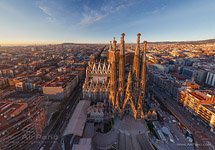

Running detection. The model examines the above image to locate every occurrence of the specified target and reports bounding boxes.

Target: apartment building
[42,74,79,100]
[0,78,8,89]
[205,71,215,87]
[179,89,215,130]
[0,98,46,150]
[198,104,215,131]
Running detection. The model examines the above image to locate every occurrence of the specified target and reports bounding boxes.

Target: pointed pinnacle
[143,41,147,52]
[113,37,116,42]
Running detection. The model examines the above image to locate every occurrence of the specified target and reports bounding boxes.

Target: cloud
[79,12,106,26]
[38,5,52,20]
[37,0,137,26]
[151,4,167,15]
[78,5,106,26]
[37,0,57,22]
[79,0,137,26]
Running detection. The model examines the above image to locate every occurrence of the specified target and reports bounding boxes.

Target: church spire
[133,33,141,88]
[120,33,125,55]
[113,37,117,53]
[119,33,125,106]
[135,33,141,56]
[137,41,147,119]
[109,41,112,51]
[141,41,147,92]
[109,38,117,107]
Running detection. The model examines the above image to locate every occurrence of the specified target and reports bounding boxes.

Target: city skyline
[1,0,215,45]
[0,32,215,149]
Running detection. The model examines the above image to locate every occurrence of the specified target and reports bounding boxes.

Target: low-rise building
[179,89,215,130]
[0,98,46,150]
[153,64,170,73]
[0,69,14,78]
[181,67,196,79]
[13,77,43,92]
[42,74,79,100]
[195,69,208,85]
[180,89,214,112]
[197,104,215,131]
[0,78,8,89]
[148,69,181,100]
[205,71,215,87]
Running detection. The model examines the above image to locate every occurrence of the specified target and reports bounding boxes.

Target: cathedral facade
[83,33,148,119]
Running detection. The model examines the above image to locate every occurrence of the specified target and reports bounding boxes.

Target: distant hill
[149,39,215,45]
[59,39,215,45]
[61,43,105,45]
[60,39,215,45]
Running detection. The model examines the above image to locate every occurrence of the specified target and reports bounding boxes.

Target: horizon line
[1,38,215,46]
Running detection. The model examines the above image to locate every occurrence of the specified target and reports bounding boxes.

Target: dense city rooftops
[0,100,28,130]
[44,73,77,88]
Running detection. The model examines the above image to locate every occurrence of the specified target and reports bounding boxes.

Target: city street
[149,85,215,150]
[37,80,84,150]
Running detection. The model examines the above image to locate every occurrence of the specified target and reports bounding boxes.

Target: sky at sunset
[0,0,215,45]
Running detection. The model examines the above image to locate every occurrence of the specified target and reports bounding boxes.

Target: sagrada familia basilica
[83,33,147,120]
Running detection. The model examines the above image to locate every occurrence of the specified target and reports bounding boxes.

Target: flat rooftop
[63,100,90,137]
[44,73,77,88]
[188,91,206,101]
[0,100,28,130]
[201,104,215,114]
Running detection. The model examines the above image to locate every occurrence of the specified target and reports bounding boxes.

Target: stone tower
[118,33,125,106]
[141,41,147,93]
[109,38,118,107]
[133,33,141,88]
[137,41,148,119]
